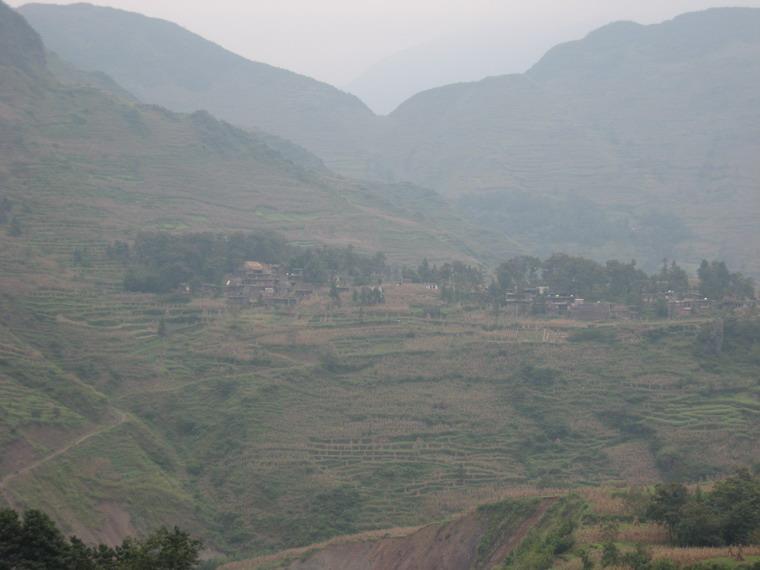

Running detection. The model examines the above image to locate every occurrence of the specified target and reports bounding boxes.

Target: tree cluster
[698,260,755,300]
[0,508,202,569]
[488,255,753,306]
[111,231,387,293]
[404,258,484,303]
[645,470,760,547]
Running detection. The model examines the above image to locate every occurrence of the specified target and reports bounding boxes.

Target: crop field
[545,487,760,569]
[1,233,758,556]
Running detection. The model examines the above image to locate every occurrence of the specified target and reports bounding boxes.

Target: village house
[666,293,713,318]
[502,287,633,321]
[225,261,310,307]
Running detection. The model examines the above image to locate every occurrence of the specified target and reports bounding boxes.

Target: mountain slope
[375,8,760,272]
[1,6,483,266]
[22,4,760,273]
[0,0,486,549]
[0,0,44,72]
[18,2,379,177]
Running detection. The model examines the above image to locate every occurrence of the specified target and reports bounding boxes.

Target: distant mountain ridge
[15,3,760,272]
[0,1,483,267]
[0,0,44,71]
[19,2,379,178]
[374,7,760,271]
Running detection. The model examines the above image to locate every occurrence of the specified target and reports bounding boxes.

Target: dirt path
[0,409,128,510]
[484,496,559,568]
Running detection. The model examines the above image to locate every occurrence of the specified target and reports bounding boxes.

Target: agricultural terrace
[0,234,758,555]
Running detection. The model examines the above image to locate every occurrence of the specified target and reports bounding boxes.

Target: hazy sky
[10,0,760,88]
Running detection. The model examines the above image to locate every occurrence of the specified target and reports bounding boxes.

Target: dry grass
[652,545,760,564]
[577,523,669,545]
[578,487,629,517]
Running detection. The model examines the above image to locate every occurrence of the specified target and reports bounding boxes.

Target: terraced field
[1,239,758,556]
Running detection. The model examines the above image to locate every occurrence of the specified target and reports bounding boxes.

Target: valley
[0,2,759,568]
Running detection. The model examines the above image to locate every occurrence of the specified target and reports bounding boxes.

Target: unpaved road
[0,409,128,509]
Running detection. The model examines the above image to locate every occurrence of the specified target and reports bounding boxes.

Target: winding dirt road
[0,409,128,510]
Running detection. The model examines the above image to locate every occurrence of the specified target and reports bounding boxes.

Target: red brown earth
[224,497,557,570]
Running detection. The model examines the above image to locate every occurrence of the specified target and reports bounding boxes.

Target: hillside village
[500,287,753,321]
[208,254,755,322]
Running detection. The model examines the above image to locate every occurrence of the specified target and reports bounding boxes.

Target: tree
[118,527,202,570]
[418,258,433,282]
[698,260,730,299]
[0,509,70,569]
[708,468,760,546]
[542,253,606,300]
[646,483,689,540]
[728,272,755,300]
[653,260,689,295]
[605,259,647,304]
[0,509,202,569]
[494,263,514,293]
[494,256,542,293]
[674,496,722,546]
[0,509,23,569]
[487,280,504,307]
[643,470,760,548]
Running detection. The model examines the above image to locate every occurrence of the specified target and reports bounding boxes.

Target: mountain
[1,5,485,267]
[373,8,760,272]
[45,50,138,103]
[18,2,379,178]
[20,4,760,273]
[0,0,484,550]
